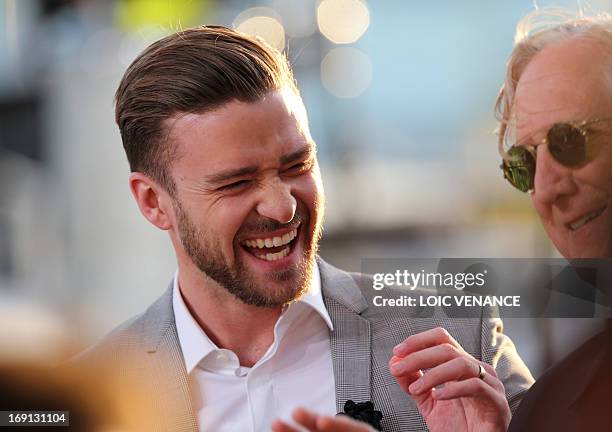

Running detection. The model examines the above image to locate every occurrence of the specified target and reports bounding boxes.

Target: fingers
[273,408,376,432]
[317,415,376,431]
[433,379,511,429]
[390,342,463,376]
[433,377,509,415]
[434,378,512,430]
[388,355,422,394]
[407,356,479,395]
[393,327,464,358]
[272,408,318,432]
[480,361,498,378]
[477,363,505,393]
[389,328,465,400]
[271,419,301,432]
[293,407,319,429]
[405,356,505,395]
[389,327,505,398]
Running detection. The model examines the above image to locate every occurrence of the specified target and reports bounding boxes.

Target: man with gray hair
[497,9,612,431]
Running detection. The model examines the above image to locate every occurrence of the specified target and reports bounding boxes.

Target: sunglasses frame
[500,118,611,193]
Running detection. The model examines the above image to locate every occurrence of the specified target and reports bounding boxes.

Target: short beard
[173,199,321,308]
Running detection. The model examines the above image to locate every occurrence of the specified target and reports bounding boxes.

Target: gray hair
[495,8,612,156]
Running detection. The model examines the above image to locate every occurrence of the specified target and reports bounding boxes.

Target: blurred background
[0,0,608,379]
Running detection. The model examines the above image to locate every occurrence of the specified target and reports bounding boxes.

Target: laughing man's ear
[129,172,174,230]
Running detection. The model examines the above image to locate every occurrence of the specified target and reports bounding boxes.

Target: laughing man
[77,25,533,432]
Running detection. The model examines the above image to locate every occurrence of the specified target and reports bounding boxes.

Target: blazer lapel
[318,258,372,413]
[141,285,199,432]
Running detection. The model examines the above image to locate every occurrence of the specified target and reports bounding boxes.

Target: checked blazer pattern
[74,258,533,431]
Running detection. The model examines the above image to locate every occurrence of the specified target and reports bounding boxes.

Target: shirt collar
[172,261,332,374]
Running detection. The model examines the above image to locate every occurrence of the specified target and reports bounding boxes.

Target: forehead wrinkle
[515,105,573,135]
[516,41,612,109]
[516,75,590,110]
[514,75,601,139]
[517,67,570,86]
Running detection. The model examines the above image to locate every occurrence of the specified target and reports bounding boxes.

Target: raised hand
[390,327,511,432]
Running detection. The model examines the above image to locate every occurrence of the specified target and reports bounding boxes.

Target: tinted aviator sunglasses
[500,119,610,193]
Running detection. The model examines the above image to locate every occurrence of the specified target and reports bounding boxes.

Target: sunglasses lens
[502,147,535,192]
[547,123,586,166]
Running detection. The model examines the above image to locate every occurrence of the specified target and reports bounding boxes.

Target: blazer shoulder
[69,312,147,368]
[70,286,174,366]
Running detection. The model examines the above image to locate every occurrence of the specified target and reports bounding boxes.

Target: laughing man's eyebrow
[202,166,258,184]
[203,144,316,185]
[280,144,315,165]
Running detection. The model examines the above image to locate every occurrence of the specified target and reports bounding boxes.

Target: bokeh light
[317,0,370,44]
[321,47,372,98]
[274,0,317,38]
[114,0,206,31]
[234,7,286,52]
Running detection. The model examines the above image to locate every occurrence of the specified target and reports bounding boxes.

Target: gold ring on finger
[477,363,486,380]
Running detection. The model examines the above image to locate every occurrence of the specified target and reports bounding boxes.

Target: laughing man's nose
[255,179,296,224]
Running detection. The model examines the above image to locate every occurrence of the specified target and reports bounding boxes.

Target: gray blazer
[76,259,533,431]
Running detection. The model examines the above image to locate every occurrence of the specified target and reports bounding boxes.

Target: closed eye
[217,179,251,191]
[283,159,313,175]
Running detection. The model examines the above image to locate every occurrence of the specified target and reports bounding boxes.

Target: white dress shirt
[172,263,337,432]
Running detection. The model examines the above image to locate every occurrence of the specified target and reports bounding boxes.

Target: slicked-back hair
[115,25,299,194]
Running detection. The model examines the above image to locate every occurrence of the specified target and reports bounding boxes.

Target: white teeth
[570,217,590,231]
[255,246,290,261]
[569,209,604,231]
[242,229,297,249]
